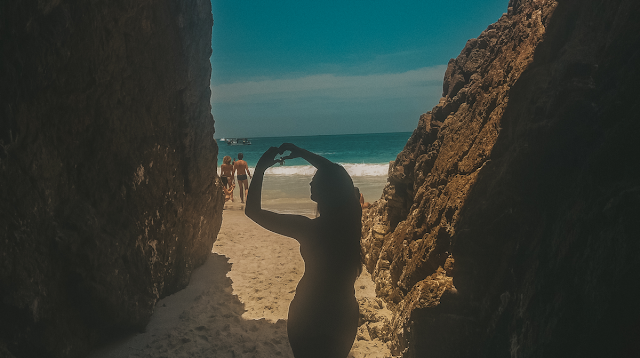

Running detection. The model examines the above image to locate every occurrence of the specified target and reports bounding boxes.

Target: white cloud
[210,65,448,137]
[211,65,447,104]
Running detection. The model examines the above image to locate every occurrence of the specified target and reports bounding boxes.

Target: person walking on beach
[220,156,235,202]
[245,143,362,358]
[234,152,252,203]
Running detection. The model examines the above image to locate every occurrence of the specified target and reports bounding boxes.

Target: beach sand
[90,200,392,358]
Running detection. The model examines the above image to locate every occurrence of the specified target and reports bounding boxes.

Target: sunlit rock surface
[362,0,640,356]
[0,1,223,357]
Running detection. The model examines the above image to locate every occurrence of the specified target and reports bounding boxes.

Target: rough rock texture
[0,1,223,357]
[361,0,640,356]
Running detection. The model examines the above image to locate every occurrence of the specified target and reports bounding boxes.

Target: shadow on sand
[90,253,293,358]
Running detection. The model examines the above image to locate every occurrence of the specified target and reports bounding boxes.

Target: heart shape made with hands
[275,150,293,164]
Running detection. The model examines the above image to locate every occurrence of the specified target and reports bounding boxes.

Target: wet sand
[90,200,392,358]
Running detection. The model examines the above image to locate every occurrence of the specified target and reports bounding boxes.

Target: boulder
[0,1,223,357]
[362,0,640,356]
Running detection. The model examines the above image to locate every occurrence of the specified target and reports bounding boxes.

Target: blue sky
[210,0,508,138]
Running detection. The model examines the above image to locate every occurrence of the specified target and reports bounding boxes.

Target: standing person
[220,156,235,202]
[245,143,362,358]
[354,187,370,209]
[233,152,252,203]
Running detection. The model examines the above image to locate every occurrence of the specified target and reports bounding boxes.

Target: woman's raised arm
[245,147,311,240]
[245,147,278,216]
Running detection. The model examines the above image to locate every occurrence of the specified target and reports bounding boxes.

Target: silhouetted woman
[245,143,362,358]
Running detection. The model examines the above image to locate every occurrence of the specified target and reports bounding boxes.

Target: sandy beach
[90,199,392,358]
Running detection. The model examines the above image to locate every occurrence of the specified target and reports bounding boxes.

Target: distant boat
[225,138,252,146]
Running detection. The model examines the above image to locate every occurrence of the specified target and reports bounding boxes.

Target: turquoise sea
[217,132,412,215]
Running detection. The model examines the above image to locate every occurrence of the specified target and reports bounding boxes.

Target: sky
[210,0,509,138]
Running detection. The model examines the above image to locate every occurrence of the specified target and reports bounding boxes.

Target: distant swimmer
[233,152,252,203]
[246,143,361,358]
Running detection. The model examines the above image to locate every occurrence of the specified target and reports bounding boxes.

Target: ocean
[217,132,413,215]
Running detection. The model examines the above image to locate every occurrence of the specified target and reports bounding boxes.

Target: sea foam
[263,163,389,177]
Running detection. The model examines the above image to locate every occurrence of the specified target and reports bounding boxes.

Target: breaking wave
[262,163,389,177]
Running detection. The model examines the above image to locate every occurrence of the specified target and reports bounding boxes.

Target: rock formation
[362,0,640,356]
[0,1,223,357]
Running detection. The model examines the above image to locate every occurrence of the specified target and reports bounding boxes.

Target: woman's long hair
[313,164,362,275]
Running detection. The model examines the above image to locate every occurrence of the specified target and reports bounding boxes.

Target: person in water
[245,143,362,358]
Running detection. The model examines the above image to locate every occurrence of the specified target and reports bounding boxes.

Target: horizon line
[213,130,415,140]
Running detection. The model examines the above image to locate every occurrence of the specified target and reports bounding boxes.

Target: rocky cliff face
[362,0,640,356]
[0,1,223,357]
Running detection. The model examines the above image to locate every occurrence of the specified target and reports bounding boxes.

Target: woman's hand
[255,146,281,172]
[278,142,333,170]
[278,143,303,160]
